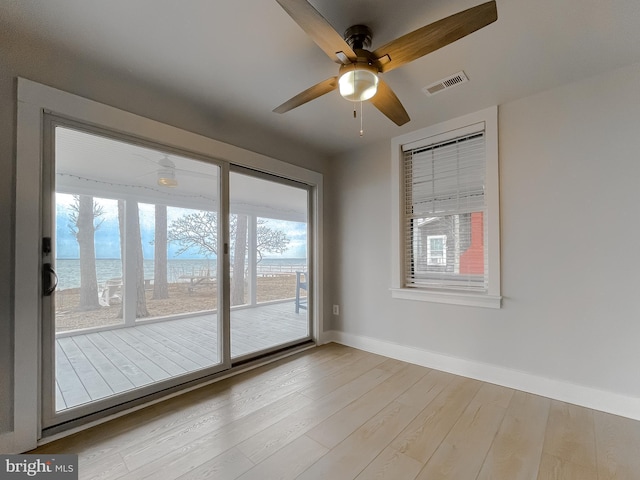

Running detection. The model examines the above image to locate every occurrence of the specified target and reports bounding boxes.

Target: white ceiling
[2,0,640,156]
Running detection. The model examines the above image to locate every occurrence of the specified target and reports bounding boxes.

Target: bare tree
[256,222,289,261]
[68,195,104,311]
[168,211,290,305]
[232,216,291,305]
[153,204,169,299]
[168,211,219,257]
[131,204,149,317]
[168,212,289,259]
[231,215,248,305]
[116,200,149,318]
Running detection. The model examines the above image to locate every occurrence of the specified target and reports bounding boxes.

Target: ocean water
[55,258,307,290]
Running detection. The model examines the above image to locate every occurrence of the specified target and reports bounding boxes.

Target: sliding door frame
[40,113,231,429]
[12,78,324,452]
[228,164,314,365]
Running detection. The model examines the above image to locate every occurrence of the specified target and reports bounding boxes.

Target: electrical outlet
[332,304,339,315]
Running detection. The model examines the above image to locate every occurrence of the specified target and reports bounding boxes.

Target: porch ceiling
[55,126,307,221]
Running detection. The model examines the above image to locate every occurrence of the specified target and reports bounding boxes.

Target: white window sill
[390,288,502,309]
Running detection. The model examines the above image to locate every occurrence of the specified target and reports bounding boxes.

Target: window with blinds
[403,130,487,291]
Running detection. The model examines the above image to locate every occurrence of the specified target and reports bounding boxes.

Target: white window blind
[403,130,487,291]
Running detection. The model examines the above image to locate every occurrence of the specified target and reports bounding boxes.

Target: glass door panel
[229,171,310,359]
[45,123,224,421]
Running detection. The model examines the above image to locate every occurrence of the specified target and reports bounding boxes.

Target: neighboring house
[413,213,484,275]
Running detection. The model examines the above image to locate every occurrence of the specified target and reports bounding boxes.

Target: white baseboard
[325,330,640,421]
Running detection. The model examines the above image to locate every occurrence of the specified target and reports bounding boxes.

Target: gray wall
[0,28,329,434]
[327,62,640,398]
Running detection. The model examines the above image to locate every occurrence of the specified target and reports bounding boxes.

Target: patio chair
[295,271,307,314]
[99,278,122,306]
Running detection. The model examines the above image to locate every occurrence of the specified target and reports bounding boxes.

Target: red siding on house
[460,212,484,274]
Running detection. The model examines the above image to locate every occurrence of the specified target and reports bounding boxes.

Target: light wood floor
[55,301,309,411]
[33,344,640,479]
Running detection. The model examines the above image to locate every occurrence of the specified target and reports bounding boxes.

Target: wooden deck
[55,301,309,411]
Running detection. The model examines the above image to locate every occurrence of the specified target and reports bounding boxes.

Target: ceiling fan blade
[370,78,410,126]
[276,0,357,64]
[273,76,339,113]
[373,1,497,73]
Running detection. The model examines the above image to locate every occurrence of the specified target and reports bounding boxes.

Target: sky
[56,194,307,260]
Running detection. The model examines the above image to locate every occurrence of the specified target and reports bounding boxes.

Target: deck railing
[255,264,306,276]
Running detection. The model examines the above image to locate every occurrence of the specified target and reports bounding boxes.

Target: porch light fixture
[157,156,178,187]
[338,63,379,102]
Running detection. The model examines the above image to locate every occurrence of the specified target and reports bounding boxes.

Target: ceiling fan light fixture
[157,169,178,187]
[338,64,379,102]
[157,156,178,187]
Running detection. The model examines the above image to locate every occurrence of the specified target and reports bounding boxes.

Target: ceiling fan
[135,154,216,188]
[273,0,498,126]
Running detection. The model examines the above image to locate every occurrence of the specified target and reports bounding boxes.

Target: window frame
[390,106,501,308]
[426,234,447,267]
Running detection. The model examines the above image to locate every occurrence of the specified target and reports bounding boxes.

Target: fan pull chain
[360,101,364,136]
[353,63,358,121]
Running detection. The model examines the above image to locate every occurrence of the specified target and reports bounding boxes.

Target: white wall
[327,62,640,416]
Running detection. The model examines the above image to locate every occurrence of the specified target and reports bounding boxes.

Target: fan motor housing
[344,24,373,50]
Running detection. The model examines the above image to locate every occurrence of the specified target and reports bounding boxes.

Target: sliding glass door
[42,118,226,427]
[41,117,313,429]
[229,170,311,360]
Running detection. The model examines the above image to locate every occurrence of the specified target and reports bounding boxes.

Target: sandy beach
[54,275,302,332]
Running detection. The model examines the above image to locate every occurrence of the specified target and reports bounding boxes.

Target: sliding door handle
[43,263,58,296]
